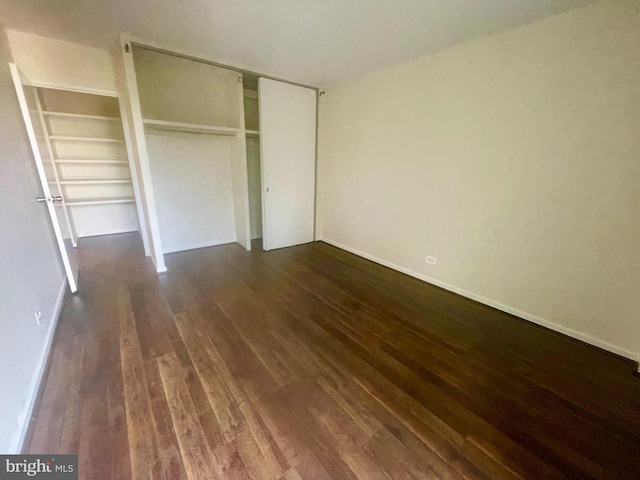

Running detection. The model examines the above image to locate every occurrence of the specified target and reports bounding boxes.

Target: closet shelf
[143,118,240,136]
[243,89,258,100]
[245,130,260,137]
[43,111,120,122]
[60,179,132,185]
[66,196,135,206]
[55,158,128,165]
[49,135,124,143]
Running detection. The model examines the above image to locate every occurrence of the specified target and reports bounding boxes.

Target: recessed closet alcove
[121,38,318,273]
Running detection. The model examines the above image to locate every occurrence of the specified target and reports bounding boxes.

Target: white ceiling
[0,0,596,86]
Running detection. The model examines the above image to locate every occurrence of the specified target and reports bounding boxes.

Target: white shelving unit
[38,87,139,240]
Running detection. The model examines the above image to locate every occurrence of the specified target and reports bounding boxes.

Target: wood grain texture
[28,233,640,479]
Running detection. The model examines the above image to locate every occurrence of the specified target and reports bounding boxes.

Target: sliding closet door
[258,78,317,251]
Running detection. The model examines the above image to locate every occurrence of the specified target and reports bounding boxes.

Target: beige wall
[0,27,65,452]
[317,0,640,361]
[132,46,239,127]
[6,30,118,92]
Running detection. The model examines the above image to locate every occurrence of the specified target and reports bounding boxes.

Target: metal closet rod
[131,41,319,92]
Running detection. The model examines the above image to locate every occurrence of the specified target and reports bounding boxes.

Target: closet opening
[122,38,318,270]
[133,45,251,256]
[10,63,143,293]
[37,88,140,243]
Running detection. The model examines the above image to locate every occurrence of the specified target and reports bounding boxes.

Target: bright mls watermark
[0,455,77,479]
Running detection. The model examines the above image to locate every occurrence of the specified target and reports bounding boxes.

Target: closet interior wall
[131,45,251,255]
[243,75,262,241]
[38,88,139,241]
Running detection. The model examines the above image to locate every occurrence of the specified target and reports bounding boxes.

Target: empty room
[0,0,639,478]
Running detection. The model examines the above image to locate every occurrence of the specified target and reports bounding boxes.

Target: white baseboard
[12,278,68,453]
[163,238,237,254]
[317,237,640,369]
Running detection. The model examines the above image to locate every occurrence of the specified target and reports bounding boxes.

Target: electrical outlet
[425,255,438,266]
[34,309,42,325]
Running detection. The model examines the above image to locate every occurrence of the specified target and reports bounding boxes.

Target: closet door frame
[119,33,167,273]
[119,95,150,256]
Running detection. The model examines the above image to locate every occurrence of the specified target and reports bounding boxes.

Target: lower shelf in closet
[60,179,132,185]
[66,197,136,206]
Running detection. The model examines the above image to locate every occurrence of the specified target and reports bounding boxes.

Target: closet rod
[143,119,240,136]
[130,40,318,92]
[144,126,237,137]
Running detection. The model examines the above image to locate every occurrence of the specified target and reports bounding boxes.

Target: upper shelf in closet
[39,88,121,117]
[142,118,239,136]
[43,111,120,122]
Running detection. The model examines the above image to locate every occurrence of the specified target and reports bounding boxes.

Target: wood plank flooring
[28,233,640,479]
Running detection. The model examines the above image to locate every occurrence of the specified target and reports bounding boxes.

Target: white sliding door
[258,78,317,251]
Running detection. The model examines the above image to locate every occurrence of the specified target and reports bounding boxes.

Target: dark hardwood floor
[28,233,640,479]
